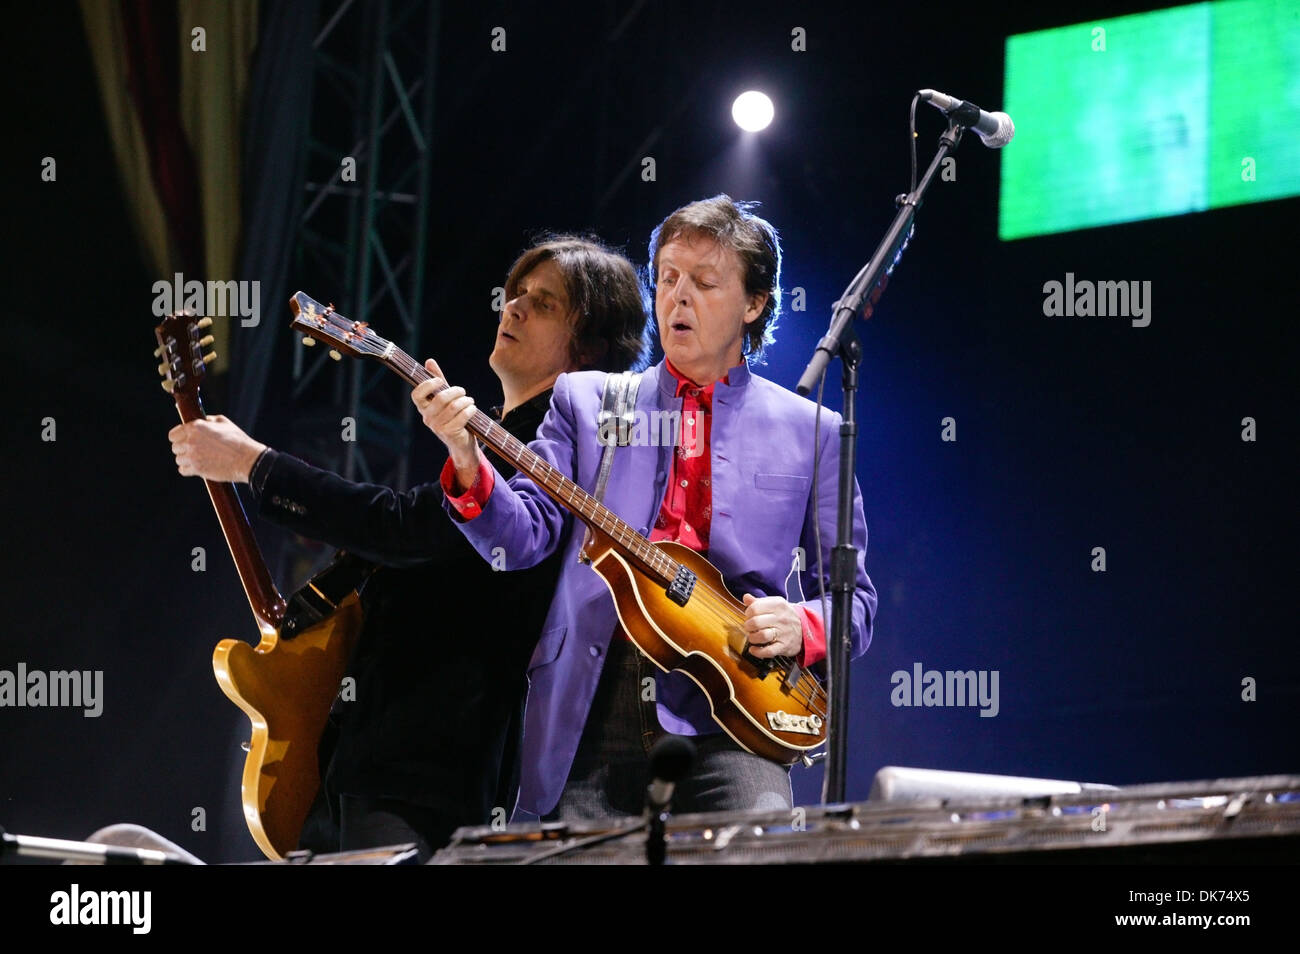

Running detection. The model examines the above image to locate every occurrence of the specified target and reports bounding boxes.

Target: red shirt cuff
[797,605,826,668]
[440,454,493,520]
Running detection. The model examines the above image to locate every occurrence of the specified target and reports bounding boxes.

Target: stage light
[732,91,774,132]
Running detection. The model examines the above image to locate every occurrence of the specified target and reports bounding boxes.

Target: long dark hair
[504,235,652,373]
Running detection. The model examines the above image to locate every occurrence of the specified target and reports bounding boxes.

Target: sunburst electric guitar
[154,311,371,859]
[288,292,829,764]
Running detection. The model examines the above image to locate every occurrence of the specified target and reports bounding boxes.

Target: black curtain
[229,0,320,433]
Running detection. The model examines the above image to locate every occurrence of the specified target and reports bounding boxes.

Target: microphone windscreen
[649,734,696,783]
[981,113,1015,148]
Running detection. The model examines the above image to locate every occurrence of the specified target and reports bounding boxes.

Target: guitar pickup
[742,648,775,677]
[666,565,696,606]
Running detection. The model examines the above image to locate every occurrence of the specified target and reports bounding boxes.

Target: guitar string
[311,318,829,717]
[372,334,830,716]
[496,419,830,713]
[474,408,830,713]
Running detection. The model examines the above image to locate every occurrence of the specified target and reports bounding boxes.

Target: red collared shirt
[650,359,719,552]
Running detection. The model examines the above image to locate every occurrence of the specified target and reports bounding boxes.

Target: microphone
[645,735,695,866]
[0,823,202,865]
[646,735,696,814]
[918,89,1015,148]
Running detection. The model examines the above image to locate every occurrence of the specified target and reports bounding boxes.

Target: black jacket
[249,391,559,824]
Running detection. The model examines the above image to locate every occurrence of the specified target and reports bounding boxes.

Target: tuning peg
[158,362,169,376]
[153,346,162,358]
[197,317,213,329]
[302,336,316,346]
[203,352,218,364]
[198,335,214,348]
[328,349,342,361]
[161,380,174,393]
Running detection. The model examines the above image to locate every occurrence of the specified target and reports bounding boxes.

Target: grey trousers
[546,633,792,821]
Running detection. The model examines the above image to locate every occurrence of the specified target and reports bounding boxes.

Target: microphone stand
[0,825,199,865]
[797,118,966,804]
[646,809,668,866]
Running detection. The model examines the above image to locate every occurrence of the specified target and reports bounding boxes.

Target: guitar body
[586,535,827,763]
[157,309,373,858]
[212,592,363,860]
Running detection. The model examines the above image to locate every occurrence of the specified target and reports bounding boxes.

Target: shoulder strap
[582,371,641,558]
[593,370,641,502]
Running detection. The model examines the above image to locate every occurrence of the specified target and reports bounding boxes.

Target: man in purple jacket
[417,196,876,820]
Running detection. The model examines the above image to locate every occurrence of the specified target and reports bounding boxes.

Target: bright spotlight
[732,91,774,132]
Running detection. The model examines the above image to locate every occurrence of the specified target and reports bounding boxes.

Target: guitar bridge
[766,710,824,736]
[666,565,696,606]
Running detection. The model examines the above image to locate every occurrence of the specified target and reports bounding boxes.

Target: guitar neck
[381,348,678,587]
[174,393,286,634]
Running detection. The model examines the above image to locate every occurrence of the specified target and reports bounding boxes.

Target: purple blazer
[445,359,877,817]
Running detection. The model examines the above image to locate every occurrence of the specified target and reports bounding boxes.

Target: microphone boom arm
[798,117,967,807]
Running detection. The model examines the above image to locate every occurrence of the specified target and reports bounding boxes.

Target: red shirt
[442,361,826,666]
[650,359,718,552]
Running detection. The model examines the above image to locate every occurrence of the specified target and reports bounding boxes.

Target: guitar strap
[582,370,641,557]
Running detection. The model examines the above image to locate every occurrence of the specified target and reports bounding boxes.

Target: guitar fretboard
[174,392,287,633]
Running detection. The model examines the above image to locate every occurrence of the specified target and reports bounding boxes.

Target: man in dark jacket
[169,236,650,858]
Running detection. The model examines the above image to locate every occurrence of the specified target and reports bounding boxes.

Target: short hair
[647,195,782,362]
[504,235,652,373]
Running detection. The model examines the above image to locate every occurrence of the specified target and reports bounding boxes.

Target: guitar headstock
[154,311,216,398]
[289,291,388,362]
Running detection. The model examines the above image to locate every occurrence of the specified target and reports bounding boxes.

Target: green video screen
[999,0,1300,240]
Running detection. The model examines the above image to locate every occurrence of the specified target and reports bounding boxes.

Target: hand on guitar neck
[412,357,486,493]
[169,414,268,484]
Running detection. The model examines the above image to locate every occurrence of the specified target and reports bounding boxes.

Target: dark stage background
[1,1,1294,864]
